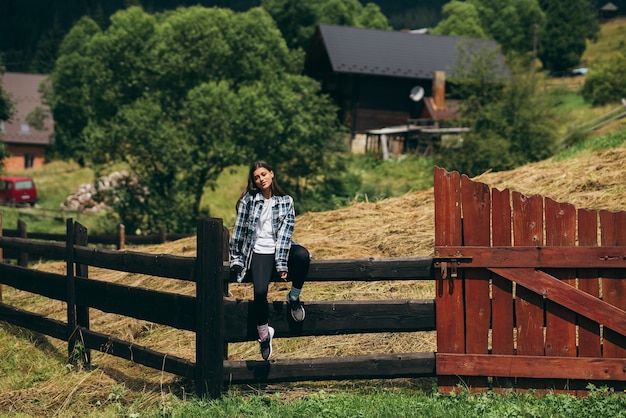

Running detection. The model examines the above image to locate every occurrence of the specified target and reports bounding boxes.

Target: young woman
[229,161,310,360]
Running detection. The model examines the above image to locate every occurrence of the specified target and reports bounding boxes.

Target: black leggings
[248,244,310,326]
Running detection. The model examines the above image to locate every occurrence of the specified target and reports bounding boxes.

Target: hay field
[2,144,626,415]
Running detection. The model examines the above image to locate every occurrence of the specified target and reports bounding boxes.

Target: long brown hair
[236,161,287,209]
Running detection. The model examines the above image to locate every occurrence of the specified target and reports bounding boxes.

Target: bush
[581,53,626,105]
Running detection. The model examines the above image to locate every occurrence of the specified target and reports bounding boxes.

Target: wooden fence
[1,166,625,399]
[1,219,193,260]
[0,217,435,399]
[433,166,626,394]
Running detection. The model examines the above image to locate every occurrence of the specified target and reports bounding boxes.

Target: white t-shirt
[254,197,275,254]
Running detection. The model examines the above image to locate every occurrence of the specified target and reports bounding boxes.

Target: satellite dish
[409,86,424,102]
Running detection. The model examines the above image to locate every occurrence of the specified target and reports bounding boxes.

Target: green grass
[582,17,626,66]
[169,387,626,418]
[348,154,435,202]
[553,129,626,160]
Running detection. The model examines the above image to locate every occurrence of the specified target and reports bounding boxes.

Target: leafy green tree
[537,0,599,73]
[433,0,544,57]
[473,0,545,56]
[581,53,626,105]
[51,6,340,232]
[46,16,102,165]
[263,0,389,52]
[430,1,487,38]
[437,46,559,176]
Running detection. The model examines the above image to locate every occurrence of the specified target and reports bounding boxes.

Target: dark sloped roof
[601,2,618,11]
[315,24,501,79]
[1,72,53,146]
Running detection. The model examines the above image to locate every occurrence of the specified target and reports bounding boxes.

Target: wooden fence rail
[1,219,193,260]
[0,217,436,399]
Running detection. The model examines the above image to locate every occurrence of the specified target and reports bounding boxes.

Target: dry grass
[3,144,626,415]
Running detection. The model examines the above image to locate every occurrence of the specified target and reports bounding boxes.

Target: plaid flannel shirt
[229,192,295,283]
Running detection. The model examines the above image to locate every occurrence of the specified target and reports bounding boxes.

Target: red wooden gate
[433,166,626,394]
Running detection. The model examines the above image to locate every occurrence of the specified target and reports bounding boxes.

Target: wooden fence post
[17,219,28,267]
[0,212,3,302]
[195,217,224,399]
[66,218,78,362]
[223,225,230,360]
[74,221,91,366]
[118,224,125,250]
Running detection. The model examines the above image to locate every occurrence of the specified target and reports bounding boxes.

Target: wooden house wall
[353,75,431,133]
[3,143,46,171]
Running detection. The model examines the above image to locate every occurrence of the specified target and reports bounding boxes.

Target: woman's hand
[280,271,288,281]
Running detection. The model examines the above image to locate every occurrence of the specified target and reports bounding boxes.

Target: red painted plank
[461,175,490,355]
[577,209,601,357]
[491,188,514,355]
[490,268,626,337]
[434,167,465,393]
[599,210,626,358]
[437,353,626,381]
[544,198,576,358]
[434,246,626,268]
[461,175,491,390]
[512,192,545,355]
[434,167,464,354]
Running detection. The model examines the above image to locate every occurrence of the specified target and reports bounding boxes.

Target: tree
[436,45,559,176]
[46,16,102,164]
[263,0,389,52]
[430,1,487,38]
[51,6,341,232]
[537,0,599,73]
[432,0,544,58]
[581,53,626,105]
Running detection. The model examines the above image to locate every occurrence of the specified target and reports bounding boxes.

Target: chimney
[432,71,445,108]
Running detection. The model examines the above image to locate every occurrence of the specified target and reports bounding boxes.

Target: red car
[0,176,38,206]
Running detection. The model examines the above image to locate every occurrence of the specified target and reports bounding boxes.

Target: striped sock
[257,323,269,341]
[289,286,301,301]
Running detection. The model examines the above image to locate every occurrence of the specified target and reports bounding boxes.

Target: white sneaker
[259,326,274,360]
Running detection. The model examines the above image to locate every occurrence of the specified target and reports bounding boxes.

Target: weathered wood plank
[195,218,224,399]
[0,236,65,259]
[489,268,626,337]
[224,298,435,342]
[490,187,514,355]
[437,353,626,381]
[460,175,491,390]
[434,166,464,393]
[434,246,626,268]
[512,192,545,356]
[0,302,67,340]
[461,175,491,356]
[74,246,196,281]
[0,263,66,300]
[223,352,436,384]
[599,210,626,358]
[544,198,576,358]
[306,257,434,280]
[79,327,194,379]
[577,209,601,357]
[75,277,196,331]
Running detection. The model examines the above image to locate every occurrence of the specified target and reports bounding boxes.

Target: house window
[0,121,4,133]
[24,154,35,168]
[20,124,30,134]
